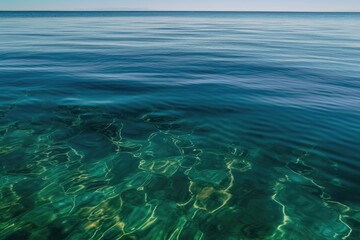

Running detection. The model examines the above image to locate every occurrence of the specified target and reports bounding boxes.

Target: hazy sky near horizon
[1,0,360,11]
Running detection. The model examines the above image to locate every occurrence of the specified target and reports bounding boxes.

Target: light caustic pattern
[0,105,358,240]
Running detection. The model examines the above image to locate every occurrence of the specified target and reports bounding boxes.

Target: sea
[0,11,359,240]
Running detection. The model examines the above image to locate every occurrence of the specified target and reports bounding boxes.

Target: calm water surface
[0,12,360,240]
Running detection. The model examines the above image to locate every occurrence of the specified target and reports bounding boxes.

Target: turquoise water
[0,12,360,239]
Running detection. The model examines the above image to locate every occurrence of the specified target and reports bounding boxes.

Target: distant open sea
[0,11,359,240]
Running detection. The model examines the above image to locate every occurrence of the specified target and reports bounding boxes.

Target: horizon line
[1,10,360,13]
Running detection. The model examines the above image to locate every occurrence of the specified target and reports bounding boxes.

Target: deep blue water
[0,12,360,240]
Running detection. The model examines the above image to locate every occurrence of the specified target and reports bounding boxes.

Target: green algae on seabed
[0,105,358,240]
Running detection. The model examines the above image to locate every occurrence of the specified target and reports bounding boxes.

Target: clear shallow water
[0,11,360,240]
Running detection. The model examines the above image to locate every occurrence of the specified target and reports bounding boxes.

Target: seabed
[0,104,358,239]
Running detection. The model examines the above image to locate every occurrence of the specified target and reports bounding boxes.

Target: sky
[0,0,360,12]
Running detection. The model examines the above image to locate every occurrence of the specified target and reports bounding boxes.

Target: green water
[1,104,358,239]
